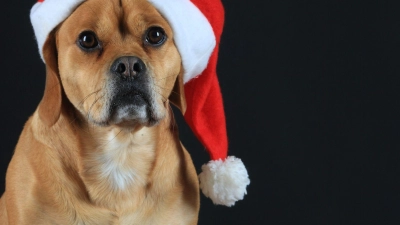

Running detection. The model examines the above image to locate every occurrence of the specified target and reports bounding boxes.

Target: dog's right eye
[78,31,99,50]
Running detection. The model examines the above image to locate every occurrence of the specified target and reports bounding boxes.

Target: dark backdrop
[1,0,400,224]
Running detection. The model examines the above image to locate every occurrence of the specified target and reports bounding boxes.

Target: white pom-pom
[198,156,250,207]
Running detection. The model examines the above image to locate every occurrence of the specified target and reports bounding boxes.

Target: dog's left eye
[78,31,100,50]
[145,27,167,46]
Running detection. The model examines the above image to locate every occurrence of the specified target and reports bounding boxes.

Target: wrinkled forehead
[63,0,172,38]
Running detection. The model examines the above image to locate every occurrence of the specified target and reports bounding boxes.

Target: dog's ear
[38,31,62,126]
[169,69,187,114]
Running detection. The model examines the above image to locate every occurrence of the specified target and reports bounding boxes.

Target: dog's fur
[0,0,200,224]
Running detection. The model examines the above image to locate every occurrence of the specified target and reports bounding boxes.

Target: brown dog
[0,0,201,224]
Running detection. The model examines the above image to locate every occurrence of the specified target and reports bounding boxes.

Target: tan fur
[0,0,199,224]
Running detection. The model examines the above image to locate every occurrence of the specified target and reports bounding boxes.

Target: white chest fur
[99,133,139,190]
[87,129,156,192]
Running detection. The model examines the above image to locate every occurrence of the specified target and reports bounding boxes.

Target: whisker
[150,86,169,102]
[86,94,106,124]
[77,89,102,108]
[153,74,177,81]
[151,84,179,100]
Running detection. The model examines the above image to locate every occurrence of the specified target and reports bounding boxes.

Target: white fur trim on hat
[30,0,85,61]
[198,156,250,207]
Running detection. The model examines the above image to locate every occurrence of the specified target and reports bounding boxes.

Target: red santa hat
[30,0,250,207]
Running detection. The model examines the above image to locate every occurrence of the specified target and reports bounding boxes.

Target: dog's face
[50,0,183,127]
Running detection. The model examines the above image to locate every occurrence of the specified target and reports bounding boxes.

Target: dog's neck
[79,109,179,209]
[84,126,157,191]
[81,125,157,205]
[34,105,181,210]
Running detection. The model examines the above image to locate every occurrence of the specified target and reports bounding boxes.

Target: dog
[0,0,201,224]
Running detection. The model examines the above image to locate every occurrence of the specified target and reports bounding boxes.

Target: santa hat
[30,0,250,207]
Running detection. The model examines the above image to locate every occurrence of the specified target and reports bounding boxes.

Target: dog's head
[39,0,186,127]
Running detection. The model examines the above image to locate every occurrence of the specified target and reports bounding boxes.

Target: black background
[1,0,400,224]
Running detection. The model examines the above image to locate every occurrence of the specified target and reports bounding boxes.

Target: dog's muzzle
[110,56,150,106]
[108,56,157,126]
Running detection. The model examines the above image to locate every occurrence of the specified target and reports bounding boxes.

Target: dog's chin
[105,93,164,128]
[109,104,161,128]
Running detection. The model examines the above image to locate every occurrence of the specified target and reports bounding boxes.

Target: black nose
[111,56,146,78]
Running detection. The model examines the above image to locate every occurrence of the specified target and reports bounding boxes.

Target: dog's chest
[85,130,156,200]
[99,138,141,190]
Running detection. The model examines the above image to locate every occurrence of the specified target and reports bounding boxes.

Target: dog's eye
[145,27,166,46]
[78,31,99,50]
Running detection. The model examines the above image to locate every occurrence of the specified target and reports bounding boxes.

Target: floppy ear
[38,31,62,126]
[169,69,187,114]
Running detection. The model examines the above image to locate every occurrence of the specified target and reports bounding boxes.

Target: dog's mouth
[120,90,148,105]
[107,89,159,127]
